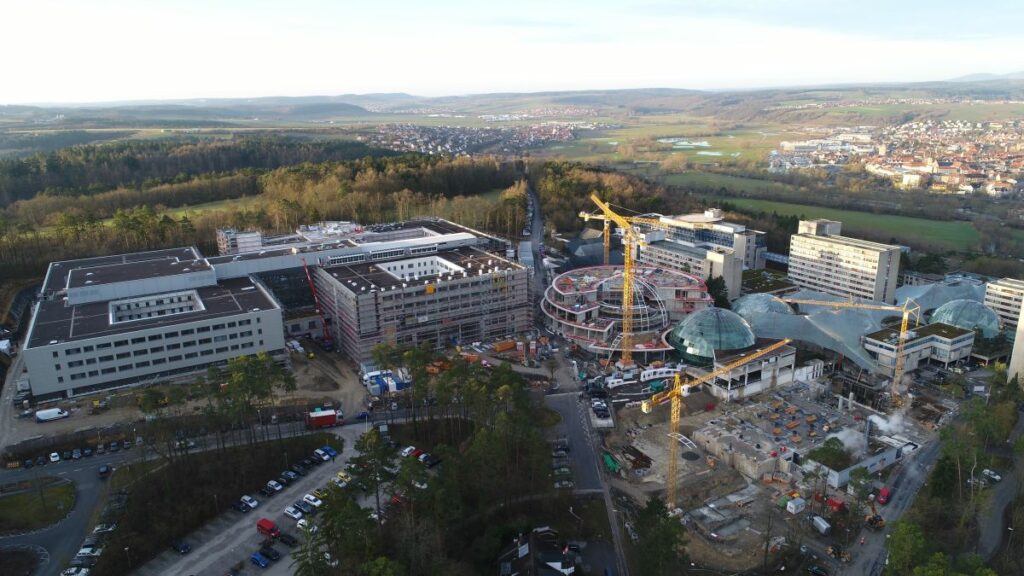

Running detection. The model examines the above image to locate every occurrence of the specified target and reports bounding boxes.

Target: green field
[0,479,75,534]
[716,197,980,251]
[659,171,800,194]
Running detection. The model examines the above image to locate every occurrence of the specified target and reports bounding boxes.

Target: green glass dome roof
[733,293,794,321]
[930,299,1001,338]
[668,307,756,365]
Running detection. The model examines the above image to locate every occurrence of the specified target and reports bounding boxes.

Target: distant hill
[948,71,1024,82]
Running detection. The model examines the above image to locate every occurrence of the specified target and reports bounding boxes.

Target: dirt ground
[3,350,368,447]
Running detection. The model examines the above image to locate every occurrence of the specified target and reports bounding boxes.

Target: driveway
[976,414,1024,559]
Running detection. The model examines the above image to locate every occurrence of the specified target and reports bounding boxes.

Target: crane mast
[589,193,641,366]
[300,257,334,350]
[642,338,793,509]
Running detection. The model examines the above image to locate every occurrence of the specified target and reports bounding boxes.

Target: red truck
[876,487,891,505]
[257,518,280,539]
[306,409,342,429]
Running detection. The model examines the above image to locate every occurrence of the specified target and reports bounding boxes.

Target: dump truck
[493,341,516,353]
[306,409,342,429]
[35,408,70,423]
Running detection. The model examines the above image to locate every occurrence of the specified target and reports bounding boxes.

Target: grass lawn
[716,197,980,252]
[662,171,800,194]
[0,478,75,534]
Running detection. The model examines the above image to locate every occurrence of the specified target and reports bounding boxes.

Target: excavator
[864,500,886,531]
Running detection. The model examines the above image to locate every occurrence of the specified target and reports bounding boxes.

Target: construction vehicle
[865,500,886,531]
[783,298,919,408]
[587,193,643,367]
[300,257,334,352]
[641,338,793,509]
[826,545,852,563]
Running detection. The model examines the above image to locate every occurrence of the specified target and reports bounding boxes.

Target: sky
[3,0,1024,104]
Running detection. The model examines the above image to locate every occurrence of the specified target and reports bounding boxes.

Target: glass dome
[732,293,794,321]
[668,307,756,365]
[929,299,1001,338]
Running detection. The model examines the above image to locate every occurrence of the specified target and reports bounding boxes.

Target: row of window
[58,319,256,357]
[59,331,257,370]
[63,341,258,382]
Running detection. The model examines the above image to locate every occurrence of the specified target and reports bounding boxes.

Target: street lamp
[1009,526,1015,551]
[124,546,132,570]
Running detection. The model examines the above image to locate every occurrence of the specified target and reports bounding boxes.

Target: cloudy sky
[3,0,1023,104]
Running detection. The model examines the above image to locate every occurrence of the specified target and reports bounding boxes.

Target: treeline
[0,137,382,207]
[0,155,525,276]
[531,161,682,232]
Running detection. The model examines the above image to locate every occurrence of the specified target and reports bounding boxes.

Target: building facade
[984,277,1024,330]
[216,228,264,256]
[862,322,974,376]
[23,248,287,399]
[636,234,743,300]
[788,220,901,303]
[632,209,767,270]
[315,248,532,363]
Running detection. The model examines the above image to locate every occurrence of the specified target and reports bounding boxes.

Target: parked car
[259,546,281,561]
[289,464,307,476]
[122,440,132,450]
[240,495,259,509]
[98,465,112,479]
[808,566,829,576]
[108,442,119,453]
[282,470,299,481]
[313,449,330,462]
[296,519,318,533]
[294,501,315,515]
[411,448,425,459]
[95,444,106,455]
[400,446,417,458]
[92,523,116,534]
[232,500,251,513]
[417,452,431,464]
[63,450,73,460]
[36,455,48,466]
[250,552,269,569]
[303,494,323,508]
[83,448,93,458]
[49,452,60,463]
[267,480,283,492]
[284,506,303,520]
[258,486,274,498]
[72,449,82,460]
[301,457,317,468]
[983,469,1002,482]
[554,480,575,489]
[170,540,191,554]
[277,532,299,547]
[22,459,33,469]
[312,487,328,500]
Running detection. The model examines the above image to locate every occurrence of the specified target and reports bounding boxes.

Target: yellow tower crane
[587,193,642,366]
[782,298,920,407]
[641,338,793,509]
[578,211,676,266]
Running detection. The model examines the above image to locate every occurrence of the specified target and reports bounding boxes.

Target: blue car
[250,552,269,569]
[320,446,338,457]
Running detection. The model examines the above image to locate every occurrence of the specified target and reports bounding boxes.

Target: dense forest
[0,137,384,207]
[0,150,527,276]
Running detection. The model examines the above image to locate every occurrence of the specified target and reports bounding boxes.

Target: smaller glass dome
[733,293,794,321]
[930,299,1001,338]
[668,307,756,365]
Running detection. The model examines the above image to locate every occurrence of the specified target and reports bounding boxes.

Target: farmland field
[712,197,980,251]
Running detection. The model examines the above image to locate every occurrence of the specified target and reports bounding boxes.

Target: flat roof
[865,322,971,343]
[794,232,900,252]
[67,255,211,289]
[551,265,705,296]
[27,277,277,348]
[714,338,795,366]
[647,239,725,258]
[322,246,522,294]
[44,247,202,293]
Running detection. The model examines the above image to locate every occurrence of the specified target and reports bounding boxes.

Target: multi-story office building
[788,220,901,303]
[631,209,767,270]
[315,247,532,362]
[984,277,1024,330]
[863,322,974,375]
[23,248,287,400]
[21,218,523,399]
[636,232,743,300]
[1009,303,1024,384]
[216,228,264,255]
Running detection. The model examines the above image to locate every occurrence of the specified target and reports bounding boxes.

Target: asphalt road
[0,446,150,576]
[976,414,1024,559]
[840,438,942,576]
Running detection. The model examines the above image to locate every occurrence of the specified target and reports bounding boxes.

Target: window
[119,364,133,372]
[168,355,182,362]
[68,360,84,368]
[99,355,113,363]
[87,370,98,377]
[212,323,225,331]
[216,346,228,353]
[70,373,84,381]
[183,341,196,348]
[200,349,214,356]
[97,342,111,350]
[116,352,130,359]
[241,342,254,349]
[181,328,195,336]
[85,358,96,365]
[66,348,81,356]
[230,344,239,350]
[229,333,238,340]
[198,337,212,345]
[148,334,162,342]
[101,367,116,375]
[57,376,63,383]
[239,319,252,326]
[165,331,179,338]
[167,343,181,350]
[227,322,237,328]
[214,335,227,343]
[152,358,166,365]
[115,340,128,347]
[54,364,61,371]
[131,337,145,344]
[185,352,198,359]
[150,346,164,353]
[83,345,94,353]
[197,326,211,333]
[52,351,58,359]
[240,331,253,338]
[135,361,150,368]
[133,349,148,357]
